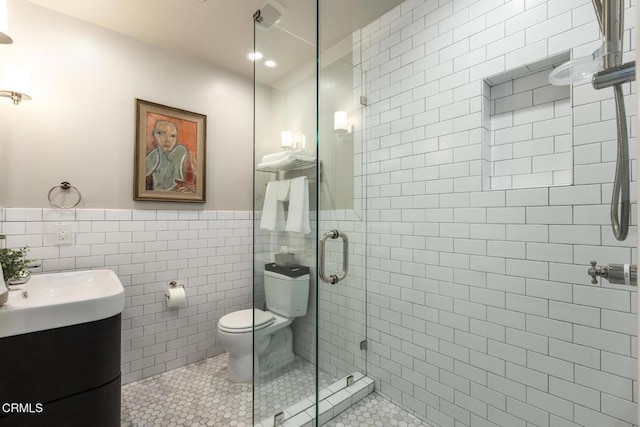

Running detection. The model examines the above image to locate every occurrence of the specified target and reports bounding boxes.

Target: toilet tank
[264,263,310,318]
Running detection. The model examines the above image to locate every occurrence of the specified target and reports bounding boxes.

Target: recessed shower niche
[482,52,573,190]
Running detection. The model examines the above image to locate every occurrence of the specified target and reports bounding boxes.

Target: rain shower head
[256,2,283,29]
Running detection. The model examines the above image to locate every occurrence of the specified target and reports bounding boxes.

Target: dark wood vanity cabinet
[0,314,121,427]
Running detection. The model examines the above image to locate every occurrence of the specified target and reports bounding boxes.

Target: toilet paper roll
[166,286,186,308]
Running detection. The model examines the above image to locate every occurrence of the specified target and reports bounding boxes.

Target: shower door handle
[319,229,349,284]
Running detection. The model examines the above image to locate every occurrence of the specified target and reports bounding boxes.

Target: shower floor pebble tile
[325,393,431,427]
[254,357,334,421]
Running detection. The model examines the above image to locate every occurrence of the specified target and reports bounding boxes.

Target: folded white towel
[257,155,316,171]
[260,180,290,231]
[261,151,290,164]
[261,150,315,164]
[286,176,311,235]
[258,150,316,171]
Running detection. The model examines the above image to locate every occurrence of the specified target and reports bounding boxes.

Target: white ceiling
[25,0,403,86]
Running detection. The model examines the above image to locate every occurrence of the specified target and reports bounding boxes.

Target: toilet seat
[218,309,275,334]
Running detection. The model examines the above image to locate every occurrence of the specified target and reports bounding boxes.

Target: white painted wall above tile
[0,1,253,210]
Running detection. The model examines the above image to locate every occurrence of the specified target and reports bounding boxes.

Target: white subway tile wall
[318,213,368,378]
[486,66,573,190]
[357,0,637,426]
[0,208,253,384]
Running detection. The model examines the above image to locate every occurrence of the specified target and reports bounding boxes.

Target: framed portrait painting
[134,99,206,202]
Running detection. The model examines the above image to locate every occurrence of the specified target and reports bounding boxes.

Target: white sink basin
[0,269,125,339]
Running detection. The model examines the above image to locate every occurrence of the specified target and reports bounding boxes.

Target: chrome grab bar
[319,229,349,284]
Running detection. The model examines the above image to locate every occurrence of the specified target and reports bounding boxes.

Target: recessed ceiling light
[247,52,263,61]
[265,60,277,68]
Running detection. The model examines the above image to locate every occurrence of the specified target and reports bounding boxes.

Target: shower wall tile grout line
[349,0,638,426]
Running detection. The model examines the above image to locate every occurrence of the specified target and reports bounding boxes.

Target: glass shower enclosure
[252,1,369,424]
[252,0,640,426]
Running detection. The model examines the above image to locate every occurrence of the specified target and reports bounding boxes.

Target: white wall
[0,0,255,384]
[358,0,638,426]
[0,0,253,210]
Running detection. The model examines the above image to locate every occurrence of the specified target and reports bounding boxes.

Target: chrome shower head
[256,3,282,30]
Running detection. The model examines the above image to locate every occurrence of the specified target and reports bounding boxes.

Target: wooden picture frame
[134,99,206,202]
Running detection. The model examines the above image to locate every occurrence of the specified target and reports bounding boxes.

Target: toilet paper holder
[166,281,183,291]
[165,281,186,300]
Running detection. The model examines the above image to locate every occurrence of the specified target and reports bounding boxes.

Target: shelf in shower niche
[255,158,317,174]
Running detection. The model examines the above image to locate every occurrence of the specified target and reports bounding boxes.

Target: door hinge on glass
[273,411,284,426]
[360,340,367,350]
[360,96,368,106]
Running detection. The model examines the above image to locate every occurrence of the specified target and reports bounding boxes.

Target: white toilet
[217,264,310,383]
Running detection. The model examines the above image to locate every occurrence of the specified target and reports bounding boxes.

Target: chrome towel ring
[47,181,82,209]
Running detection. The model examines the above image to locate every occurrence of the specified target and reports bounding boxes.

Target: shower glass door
[253,1,367,425]
[252,4,319,425]
[316,33,368,391]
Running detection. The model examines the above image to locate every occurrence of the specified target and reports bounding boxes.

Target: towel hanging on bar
[286,176,311,235]
[260,180,290,231]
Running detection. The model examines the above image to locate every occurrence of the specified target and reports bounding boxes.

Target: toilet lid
[219,309,275,334]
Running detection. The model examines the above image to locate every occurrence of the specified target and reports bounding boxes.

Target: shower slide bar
[592,60,636,89]
[590,0,634,241]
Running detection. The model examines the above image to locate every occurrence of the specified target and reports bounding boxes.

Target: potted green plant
[0,246,36,285]
[0,263,6,306]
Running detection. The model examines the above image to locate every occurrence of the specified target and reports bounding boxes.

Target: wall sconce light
[334,111,348,134]
[334,111,353,142]
[295,134,306,150]
[280,131,307,150]
[281,130,293,150]
[0,0,12,44]
[1,64,31,105]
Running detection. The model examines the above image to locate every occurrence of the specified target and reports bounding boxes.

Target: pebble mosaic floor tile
[122,353,423,426]
[121,352,335,426]
[325,393,431,427]
[254,356,335,422]
[121,353,252,427]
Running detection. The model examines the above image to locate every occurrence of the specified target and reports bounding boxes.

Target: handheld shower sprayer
[591,0,633,241]
[552,1,634,241]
